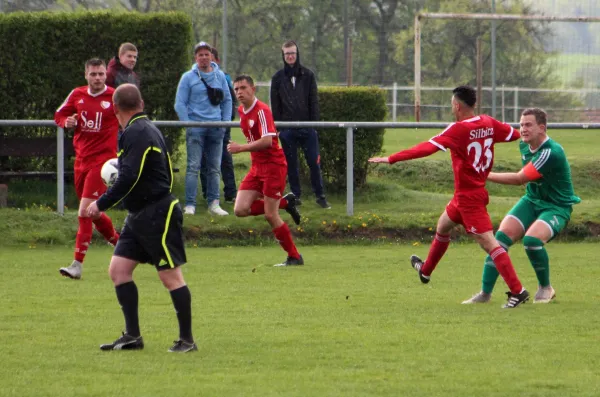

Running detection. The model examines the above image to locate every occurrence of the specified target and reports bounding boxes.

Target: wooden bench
[0,137,75,182]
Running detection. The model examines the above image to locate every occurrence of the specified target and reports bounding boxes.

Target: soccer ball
[101,158,119,187]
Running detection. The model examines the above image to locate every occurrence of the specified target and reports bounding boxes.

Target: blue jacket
[174,62,232,122]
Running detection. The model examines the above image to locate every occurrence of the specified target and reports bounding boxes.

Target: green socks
[481,231,514,294]
[523,235,550,287]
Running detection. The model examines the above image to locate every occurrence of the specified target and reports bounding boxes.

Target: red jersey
[429,115,519,192]
[238,98,287,166]
[54,85,118,171]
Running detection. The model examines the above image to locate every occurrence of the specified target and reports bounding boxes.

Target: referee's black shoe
[168,339,198,353]
[502,289,530,309]
[283,193,302,225]
[410,255,431,284]
[100,332,144,351]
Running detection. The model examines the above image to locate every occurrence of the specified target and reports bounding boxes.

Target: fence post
[514,86,519,123]
[57,127,64,216]
[501,84,505,122]
[392,82,397,121]
[346,126,354,216]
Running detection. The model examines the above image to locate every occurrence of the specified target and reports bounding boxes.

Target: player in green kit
[463,108,580,304]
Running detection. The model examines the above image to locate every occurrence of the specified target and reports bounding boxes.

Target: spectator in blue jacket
[200,47,237,204]
[175,41,232,216]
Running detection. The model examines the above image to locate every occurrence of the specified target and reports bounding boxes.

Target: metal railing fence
[2,120,600,216]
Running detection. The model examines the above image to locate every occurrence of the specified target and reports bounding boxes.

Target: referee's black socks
[115,281,141,338]
[170,285,193,343]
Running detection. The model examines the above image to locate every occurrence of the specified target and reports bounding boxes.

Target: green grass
[2,243,600,396]
[3,129,599,244]
[552,53,600,87]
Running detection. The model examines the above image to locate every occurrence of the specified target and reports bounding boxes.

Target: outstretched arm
[488,162,542,185]
[369,141,440,164]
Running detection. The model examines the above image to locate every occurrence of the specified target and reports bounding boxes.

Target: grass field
[552,53,600,87]
[2,243,600,397]
[4,129,600,246]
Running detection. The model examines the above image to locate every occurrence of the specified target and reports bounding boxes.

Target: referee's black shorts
[114,195,187,271]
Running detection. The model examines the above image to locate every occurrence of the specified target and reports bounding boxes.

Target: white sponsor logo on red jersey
[80,111,103,132]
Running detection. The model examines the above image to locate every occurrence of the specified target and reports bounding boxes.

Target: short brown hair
[113,84,143,112]
[119,42,138,55]
[282,40,297,49]
[522,108,547,126]
[211,47,220,61]
[85,58,105,69]
[234,74,254,86]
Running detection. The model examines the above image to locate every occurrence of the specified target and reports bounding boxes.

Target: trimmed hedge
[0,11,193,169]
[311,87,387,190]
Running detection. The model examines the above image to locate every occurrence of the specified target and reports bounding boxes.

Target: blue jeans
[200,128,237,200]
[278,128,325,199]
[185,127,225,207]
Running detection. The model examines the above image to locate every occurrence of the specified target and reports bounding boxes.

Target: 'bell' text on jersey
[238,98,287,165]
[429,115,519,192]
[54,85,119,171]
[520,137,581,207]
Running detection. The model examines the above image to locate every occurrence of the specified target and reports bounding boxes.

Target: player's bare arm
[368,157,390,163]
[488,163,542,185]
[228,135,272,154]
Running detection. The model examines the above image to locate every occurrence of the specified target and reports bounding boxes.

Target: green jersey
[520,137,581,207]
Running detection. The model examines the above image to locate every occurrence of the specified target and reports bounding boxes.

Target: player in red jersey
[369,86,529,308]
[54,58,120,279]
[228,75,303,266]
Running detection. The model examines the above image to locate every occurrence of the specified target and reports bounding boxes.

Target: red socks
[249,198,289,216]
[420,233,451,276]
[490,246,523,294]
[75,216,93,262]
[273,223,300,259]
[93,213,119,245]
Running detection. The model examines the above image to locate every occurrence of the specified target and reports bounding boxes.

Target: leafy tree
[394,0,583,120]
[351,0,422,84]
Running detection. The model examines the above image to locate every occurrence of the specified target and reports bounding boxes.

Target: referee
[86,84,196,353]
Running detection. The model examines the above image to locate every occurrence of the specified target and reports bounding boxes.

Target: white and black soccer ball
[101,158,119,187]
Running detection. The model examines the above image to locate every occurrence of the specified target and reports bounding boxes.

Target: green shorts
[505,196,572,240]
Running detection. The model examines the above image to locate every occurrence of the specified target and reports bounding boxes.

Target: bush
[0,11,193,171]
[309,87,387,191]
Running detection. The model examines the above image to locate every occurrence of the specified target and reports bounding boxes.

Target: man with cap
[175,41,232,216]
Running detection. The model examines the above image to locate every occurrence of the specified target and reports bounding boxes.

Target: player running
[463,108,580,304]
[369,85,529,308]
[227,75,303,267]
[54,58,120,279]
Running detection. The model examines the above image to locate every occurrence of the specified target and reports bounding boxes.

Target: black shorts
[114,195,187,271]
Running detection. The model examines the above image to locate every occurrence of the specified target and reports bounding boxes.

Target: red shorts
[74,164,107,200]
[239,163,286,200]
[445,190,493,235]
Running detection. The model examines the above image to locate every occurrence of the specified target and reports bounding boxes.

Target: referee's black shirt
[96,113,173,213]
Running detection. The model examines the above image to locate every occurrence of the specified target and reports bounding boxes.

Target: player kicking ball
[369,85,529,308]
[228,75,303,267]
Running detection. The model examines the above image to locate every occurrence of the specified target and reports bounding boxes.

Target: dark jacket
[106,57,140,88]
[270,50,319,122]
[96,113,173,213]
